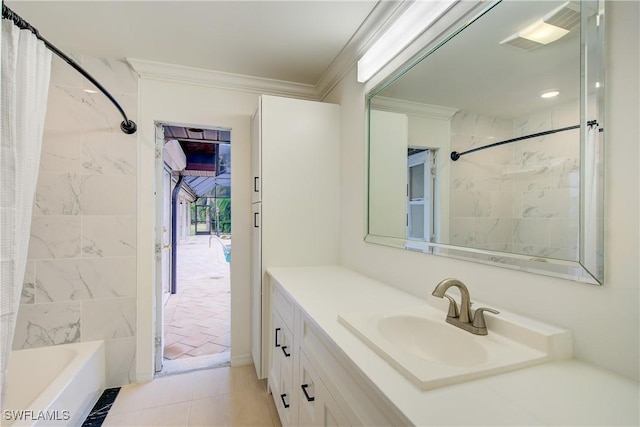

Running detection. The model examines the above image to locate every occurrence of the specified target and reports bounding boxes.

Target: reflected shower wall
[449,99,580,261]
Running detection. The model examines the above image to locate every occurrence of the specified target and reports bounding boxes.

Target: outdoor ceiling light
[357,0,456,83]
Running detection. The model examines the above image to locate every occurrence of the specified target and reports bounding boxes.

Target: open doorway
[156,123,232,374]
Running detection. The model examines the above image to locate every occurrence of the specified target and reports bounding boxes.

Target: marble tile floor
[103,365,282,426]
[163,235,231,364]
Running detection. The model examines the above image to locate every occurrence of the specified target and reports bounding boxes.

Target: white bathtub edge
[7,341,106,427]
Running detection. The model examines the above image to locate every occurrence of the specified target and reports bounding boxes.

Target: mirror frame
[364,0,605,285]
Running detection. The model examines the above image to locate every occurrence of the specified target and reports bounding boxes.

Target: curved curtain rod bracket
[2,4,137,135]
[449,123,599,161]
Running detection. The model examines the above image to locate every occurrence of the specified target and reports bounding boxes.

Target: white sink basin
[377,315,489,367]
[338,305,572,390]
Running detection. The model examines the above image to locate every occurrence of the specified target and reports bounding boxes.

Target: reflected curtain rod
[2,4,137,134]
[450,120,600,161]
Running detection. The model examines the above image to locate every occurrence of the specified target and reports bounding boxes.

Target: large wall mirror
[366,0,605,284]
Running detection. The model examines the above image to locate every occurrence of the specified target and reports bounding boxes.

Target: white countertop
[267,265,639,426]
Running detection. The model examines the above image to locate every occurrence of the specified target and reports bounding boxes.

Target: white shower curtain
[0,19,52,404]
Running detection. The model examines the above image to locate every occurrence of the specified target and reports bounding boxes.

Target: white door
[154,124,173,373]
[407,150,431,241]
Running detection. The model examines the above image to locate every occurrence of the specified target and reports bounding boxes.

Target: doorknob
[163,244,171,249]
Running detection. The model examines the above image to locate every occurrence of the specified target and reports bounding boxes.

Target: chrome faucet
[431,278,499,335]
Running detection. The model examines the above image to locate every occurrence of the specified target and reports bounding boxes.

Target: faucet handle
[443,294,459,318]
[472,307,499,328]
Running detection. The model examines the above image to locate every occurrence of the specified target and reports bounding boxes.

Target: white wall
[326,1,639,381]
[136,79,257,381]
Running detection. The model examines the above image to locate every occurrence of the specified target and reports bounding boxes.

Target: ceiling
[5,0,379,86]
[377,1,582,119]
[5,2,336,200]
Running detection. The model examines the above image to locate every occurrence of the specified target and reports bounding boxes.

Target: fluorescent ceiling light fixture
[357,0,456,83]
[540,90,560,99]
[520,20,569,45]
[82,89,98,94]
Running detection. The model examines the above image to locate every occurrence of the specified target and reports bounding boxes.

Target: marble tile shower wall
[450,101,580,260]
[449,112,515,252]
[511,102,580,260]
[12,55,138,388]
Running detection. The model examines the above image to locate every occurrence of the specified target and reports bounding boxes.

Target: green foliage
[189,196,231,234]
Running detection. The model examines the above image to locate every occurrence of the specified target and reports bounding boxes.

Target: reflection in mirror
[366,0,604,284]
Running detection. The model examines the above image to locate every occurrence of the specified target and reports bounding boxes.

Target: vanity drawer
[272,279,295,328]
[272,310,295,374]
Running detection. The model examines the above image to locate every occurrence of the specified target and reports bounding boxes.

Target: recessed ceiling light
[540,90,560,99]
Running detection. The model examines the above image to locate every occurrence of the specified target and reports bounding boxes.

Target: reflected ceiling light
[520,20,569,45]
[500,1,580,51]
[540,90,560,99]
[357,0,456,83]
[82,89,98,94]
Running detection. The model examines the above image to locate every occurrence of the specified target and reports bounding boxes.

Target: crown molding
[315,0,412,100]
[127,58,319,100]
[371,96,458,119]
[128,1,410,101]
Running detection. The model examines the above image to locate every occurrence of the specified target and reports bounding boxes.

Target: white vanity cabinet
[250,95,340,379]
[269,281,350,427]
[268,276,406,427]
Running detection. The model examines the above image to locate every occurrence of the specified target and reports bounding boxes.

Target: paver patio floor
[163,235,231,362]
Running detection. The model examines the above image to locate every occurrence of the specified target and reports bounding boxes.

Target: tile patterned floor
[163,235,231,362]
[102,365,282,427]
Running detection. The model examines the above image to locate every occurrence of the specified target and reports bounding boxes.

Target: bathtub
[4,341,105,426]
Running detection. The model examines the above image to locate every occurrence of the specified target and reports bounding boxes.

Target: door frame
[154,124,168,373]
[153,121,236,374]
[137,103,252,383]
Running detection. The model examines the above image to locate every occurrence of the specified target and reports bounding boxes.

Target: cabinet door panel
[251,202,263,377]
[298,350,349,427]
[277,359,295,426]
[268,310,281,396]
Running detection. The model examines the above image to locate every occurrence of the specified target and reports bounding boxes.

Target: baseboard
[231,353,253,367]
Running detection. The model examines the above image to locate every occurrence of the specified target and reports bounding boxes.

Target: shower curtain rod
[2,4,137,134]
[450,120,599,161]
